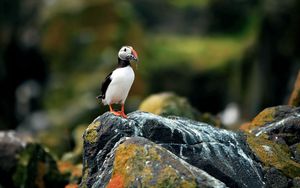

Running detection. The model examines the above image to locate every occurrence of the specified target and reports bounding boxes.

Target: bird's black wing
[97,72,112,99]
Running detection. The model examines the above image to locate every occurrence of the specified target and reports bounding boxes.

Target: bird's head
[118,46,138,62]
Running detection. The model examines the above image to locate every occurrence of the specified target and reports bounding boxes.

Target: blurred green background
[0,0,300,156]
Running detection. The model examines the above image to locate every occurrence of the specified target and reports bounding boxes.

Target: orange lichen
[107,173,125,188]
[65,183,78,188]
[58,161,82,177]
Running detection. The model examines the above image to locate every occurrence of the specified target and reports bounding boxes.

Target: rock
[292,177,300,187]
[94,137,227,188]
[13,143,68,188]
[139,92,200,119]
[240,105,300,182]
[0,131,28,188]
[289,71,300,107]
[290,143,300,163]
[80,111,264,188]
[0,131,68,188]
[239,105,298,133]
[251,106,300,146]
[139,92,223,127]
[263,167,289,188]
[246,134,300,178]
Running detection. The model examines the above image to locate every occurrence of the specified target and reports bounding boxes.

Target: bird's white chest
[104,66,135,104]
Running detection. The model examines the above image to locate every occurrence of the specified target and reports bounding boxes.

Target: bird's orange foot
[111,111,122,117]
[118,111,128,118]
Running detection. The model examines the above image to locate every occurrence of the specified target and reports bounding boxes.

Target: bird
[97,46,138,118]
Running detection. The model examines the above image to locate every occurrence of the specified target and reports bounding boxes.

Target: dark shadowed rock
[80,111,264,188]
[293,177,300,187]
[290,143,300,163]
[264,167,289,188]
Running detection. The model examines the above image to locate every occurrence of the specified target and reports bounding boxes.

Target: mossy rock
[83,120,101,144]
[95,137,226,188]
[240,105,297,133]
[240,107,276,132]
[13,143,68,188]
[139,92,199,119]
[139,92,222,127]
[246,134,300,178]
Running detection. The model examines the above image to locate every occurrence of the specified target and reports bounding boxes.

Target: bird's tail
[96,95,103,100]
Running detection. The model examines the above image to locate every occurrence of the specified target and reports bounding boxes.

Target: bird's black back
[97,72,112,99]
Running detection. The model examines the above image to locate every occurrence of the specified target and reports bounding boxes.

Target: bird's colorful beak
[131,49,138,62]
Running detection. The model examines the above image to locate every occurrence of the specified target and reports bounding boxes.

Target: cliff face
[80,111,264,188]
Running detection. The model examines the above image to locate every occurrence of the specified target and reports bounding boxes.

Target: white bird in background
[97,46,138,118]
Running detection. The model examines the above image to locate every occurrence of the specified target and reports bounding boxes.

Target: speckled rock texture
[80,111,264,188]
[241,105,300,187]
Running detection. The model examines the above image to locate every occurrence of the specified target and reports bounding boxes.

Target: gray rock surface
[81,111,265,188]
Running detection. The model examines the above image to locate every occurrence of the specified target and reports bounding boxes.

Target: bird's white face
[118,46,138,61]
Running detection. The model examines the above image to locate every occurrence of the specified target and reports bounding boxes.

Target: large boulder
[80,111,264,188]
[93,137,226,188]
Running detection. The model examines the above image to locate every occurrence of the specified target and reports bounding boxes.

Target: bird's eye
[124,48,127,52]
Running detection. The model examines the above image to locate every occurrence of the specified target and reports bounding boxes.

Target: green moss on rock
[139,92,222,127]
[240,107,276,132]
[84,121,101,144]
[107,138,204,188]
[139,92,198,119]
[246,134,300,178]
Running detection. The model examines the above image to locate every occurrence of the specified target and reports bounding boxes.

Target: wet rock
[80,111,264,188]
[264,167,289,188]
[139,92,223,127]
[289,71,300,107]
[94,137,227,188]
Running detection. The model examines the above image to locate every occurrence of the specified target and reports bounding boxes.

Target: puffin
[97,46,138,118]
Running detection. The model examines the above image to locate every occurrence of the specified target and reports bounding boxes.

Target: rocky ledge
[80,111,265,188]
